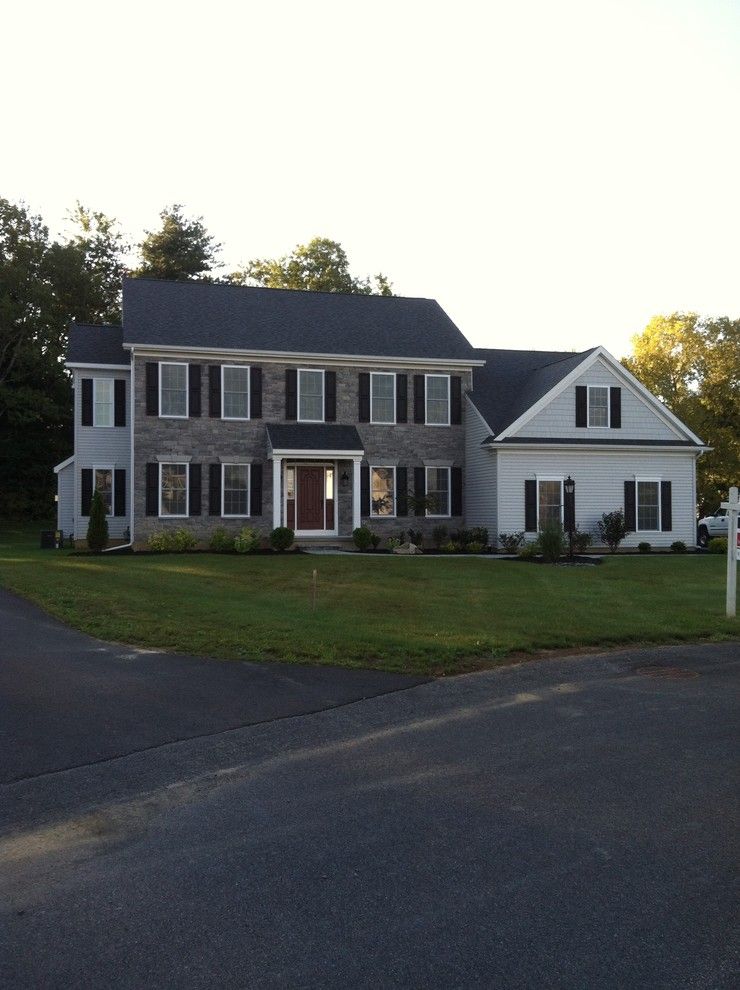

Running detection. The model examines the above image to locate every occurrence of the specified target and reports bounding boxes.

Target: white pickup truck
[697,507,730,548]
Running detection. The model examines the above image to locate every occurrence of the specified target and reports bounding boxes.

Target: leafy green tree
[86,489,109,551]
[622,313,740,514]
[135,204,221,281]
[232,237,393,295]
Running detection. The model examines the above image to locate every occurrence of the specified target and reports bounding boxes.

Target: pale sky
[5,0,739,357]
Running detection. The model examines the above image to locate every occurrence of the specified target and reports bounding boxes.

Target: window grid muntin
[94,466,113,515]
[298,369,325,422]
[93,379,114,427]
[637,479,660,531]
[538,478,563,528]
[222,365,250,420]
[425,466,450,517]
[370,466,396,517]
[425,374,450,426]
[588,385,609,428]
[370,373,396,424]
[222,463,250,517]
[159,362,188,418]
[160,462,188,517]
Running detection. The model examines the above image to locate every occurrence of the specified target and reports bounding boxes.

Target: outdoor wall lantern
[340,470,350,489]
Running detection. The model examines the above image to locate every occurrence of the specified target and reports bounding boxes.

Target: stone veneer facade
[132,355,472,547]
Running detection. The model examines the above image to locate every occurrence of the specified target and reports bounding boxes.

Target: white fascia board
[269,448,365,458]
[67,362,131,370]
[53,455,75,473]
[123,342,483,370]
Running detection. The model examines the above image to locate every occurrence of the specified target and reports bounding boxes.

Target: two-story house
[55,277,706,550]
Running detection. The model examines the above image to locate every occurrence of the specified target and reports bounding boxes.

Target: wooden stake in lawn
[312,568,318,611]
[721,485,739,619]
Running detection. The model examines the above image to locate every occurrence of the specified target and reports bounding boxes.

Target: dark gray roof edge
[122,275,436,303]
[484,436,700,447]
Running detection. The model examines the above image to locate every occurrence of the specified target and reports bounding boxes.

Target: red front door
[296,466,325,530]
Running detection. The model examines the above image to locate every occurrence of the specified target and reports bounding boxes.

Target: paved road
[0,589,426,783]
[1,591,738,988]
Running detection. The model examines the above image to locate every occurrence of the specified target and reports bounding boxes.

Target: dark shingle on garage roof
[122,278,476,361]
[67,324,129,366]
[468,347,597,437]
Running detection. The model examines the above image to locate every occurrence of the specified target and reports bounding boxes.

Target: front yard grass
[0,522,737,675]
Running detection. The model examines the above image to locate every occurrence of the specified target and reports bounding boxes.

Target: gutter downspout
[104,346,135,552]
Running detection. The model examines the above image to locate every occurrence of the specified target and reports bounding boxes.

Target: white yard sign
[720,486,739,618]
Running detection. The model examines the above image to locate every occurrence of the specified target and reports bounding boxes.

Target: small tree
[597,509,629,553]
[86,489,108,551]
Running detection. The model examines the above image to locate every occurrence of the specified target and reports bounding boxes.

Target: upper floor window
[222,365,250,420]
[588,386,609,427]
[93,379,114,427]
[160,462,188,516]
[370,466,396,516]
[637,479,660,531]
[370,373,395,424]
[426,466,450,517]
[298,369,324,422]
[94,466,113,514]
[425,375,450,426]
[160,362,188,417]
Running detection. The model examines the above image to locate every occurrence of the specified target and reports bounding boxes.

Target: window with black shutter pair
[206,463,263,516]
[145,362,206,418]
[81,378,126,427]
[361,466,461,517]
[575,385,621,428]
[358,373,408,424]
[411,375,462,425]
[284,369,336,422]
[624,479,672,532]
[80,468,126,516]
[144,463,201,516]
[207,365,262,419]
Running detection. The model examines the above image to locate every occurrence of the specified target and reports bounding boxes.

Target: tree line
[0,196,737,519]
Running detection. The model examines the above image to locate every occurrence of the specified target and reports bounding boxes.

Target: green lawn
[0,522,737,675]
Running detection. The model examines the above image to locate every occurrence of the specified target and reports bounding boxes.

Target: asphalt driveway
[0,588,426,783]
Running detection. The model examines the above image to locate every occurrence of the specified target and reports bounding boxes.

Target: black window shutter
[451,467,463,515]
[146,363,159,416]
[524,479,537,532]
[358,373,370,422]
[564,485,575,532]
[209,464,221,516]
[624,480,636,531]
[81,379,93,426]
[610,387,621,428]
[414,466,426,515]
[114,469,126,516]
[451,377,462,425]
[325,371,336,422]
[414,375,425,424]
[114,379,126,427]
[81,469,93,516]
[396,467,408,516]
[189,463,201,515]
[189,365,201,417]
[396,375,408,423]
[145,463,158,516]
[250,367,262,419]
[661,480,672,531]
[360,465,370,517]
[575,386,587,427]
[250,463,263,516]
[285,369,297,420]
[209,365,222,417]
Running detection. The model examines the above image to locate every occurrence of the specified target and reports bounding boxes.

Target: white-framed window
[537,477,563,528]
[636,478,660,531]
[159,462,188,517]
[588,386,609,428]
[159,362,188,418]
[222,365,250,420]
[426,466,450,517]
[425,374,450,426]
[222,463,251,517]
[370,372,396,424]
[370,466,396,517]
[93,379,114,427]
[93,465,113,515]
[298,368,324,422]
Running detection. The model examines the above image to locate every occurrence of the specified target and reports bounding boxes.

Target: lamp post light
[564,475,575,562]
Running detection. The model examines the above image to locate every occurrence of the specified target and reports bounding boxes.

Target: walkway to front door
[287,463,336,534]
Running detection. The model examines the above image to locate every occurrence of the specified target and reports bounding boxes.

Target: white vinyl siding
[298,369,324,422]
[222,463,250,517]
[464,399,498,537]
[512,357,682,440]
[425,374,450,426]
[93,379,114,427]
[370,466,396,517]
[159,362,188,418]
[222,366,250,420]
[370,373,395,424]
[159,463,188,517]
[56,461,75,537]
[495,449,695,548]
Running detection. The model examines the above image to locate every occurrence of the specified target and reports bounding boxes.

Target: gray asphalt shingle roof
[468,347,597,437]
[67,324,128,366]
[121,278,476,360]
[266,424,364,452]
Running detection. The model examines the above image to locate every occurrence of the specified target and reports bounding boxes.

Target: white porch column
[272,457,283,529]
[352,457,362,531]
